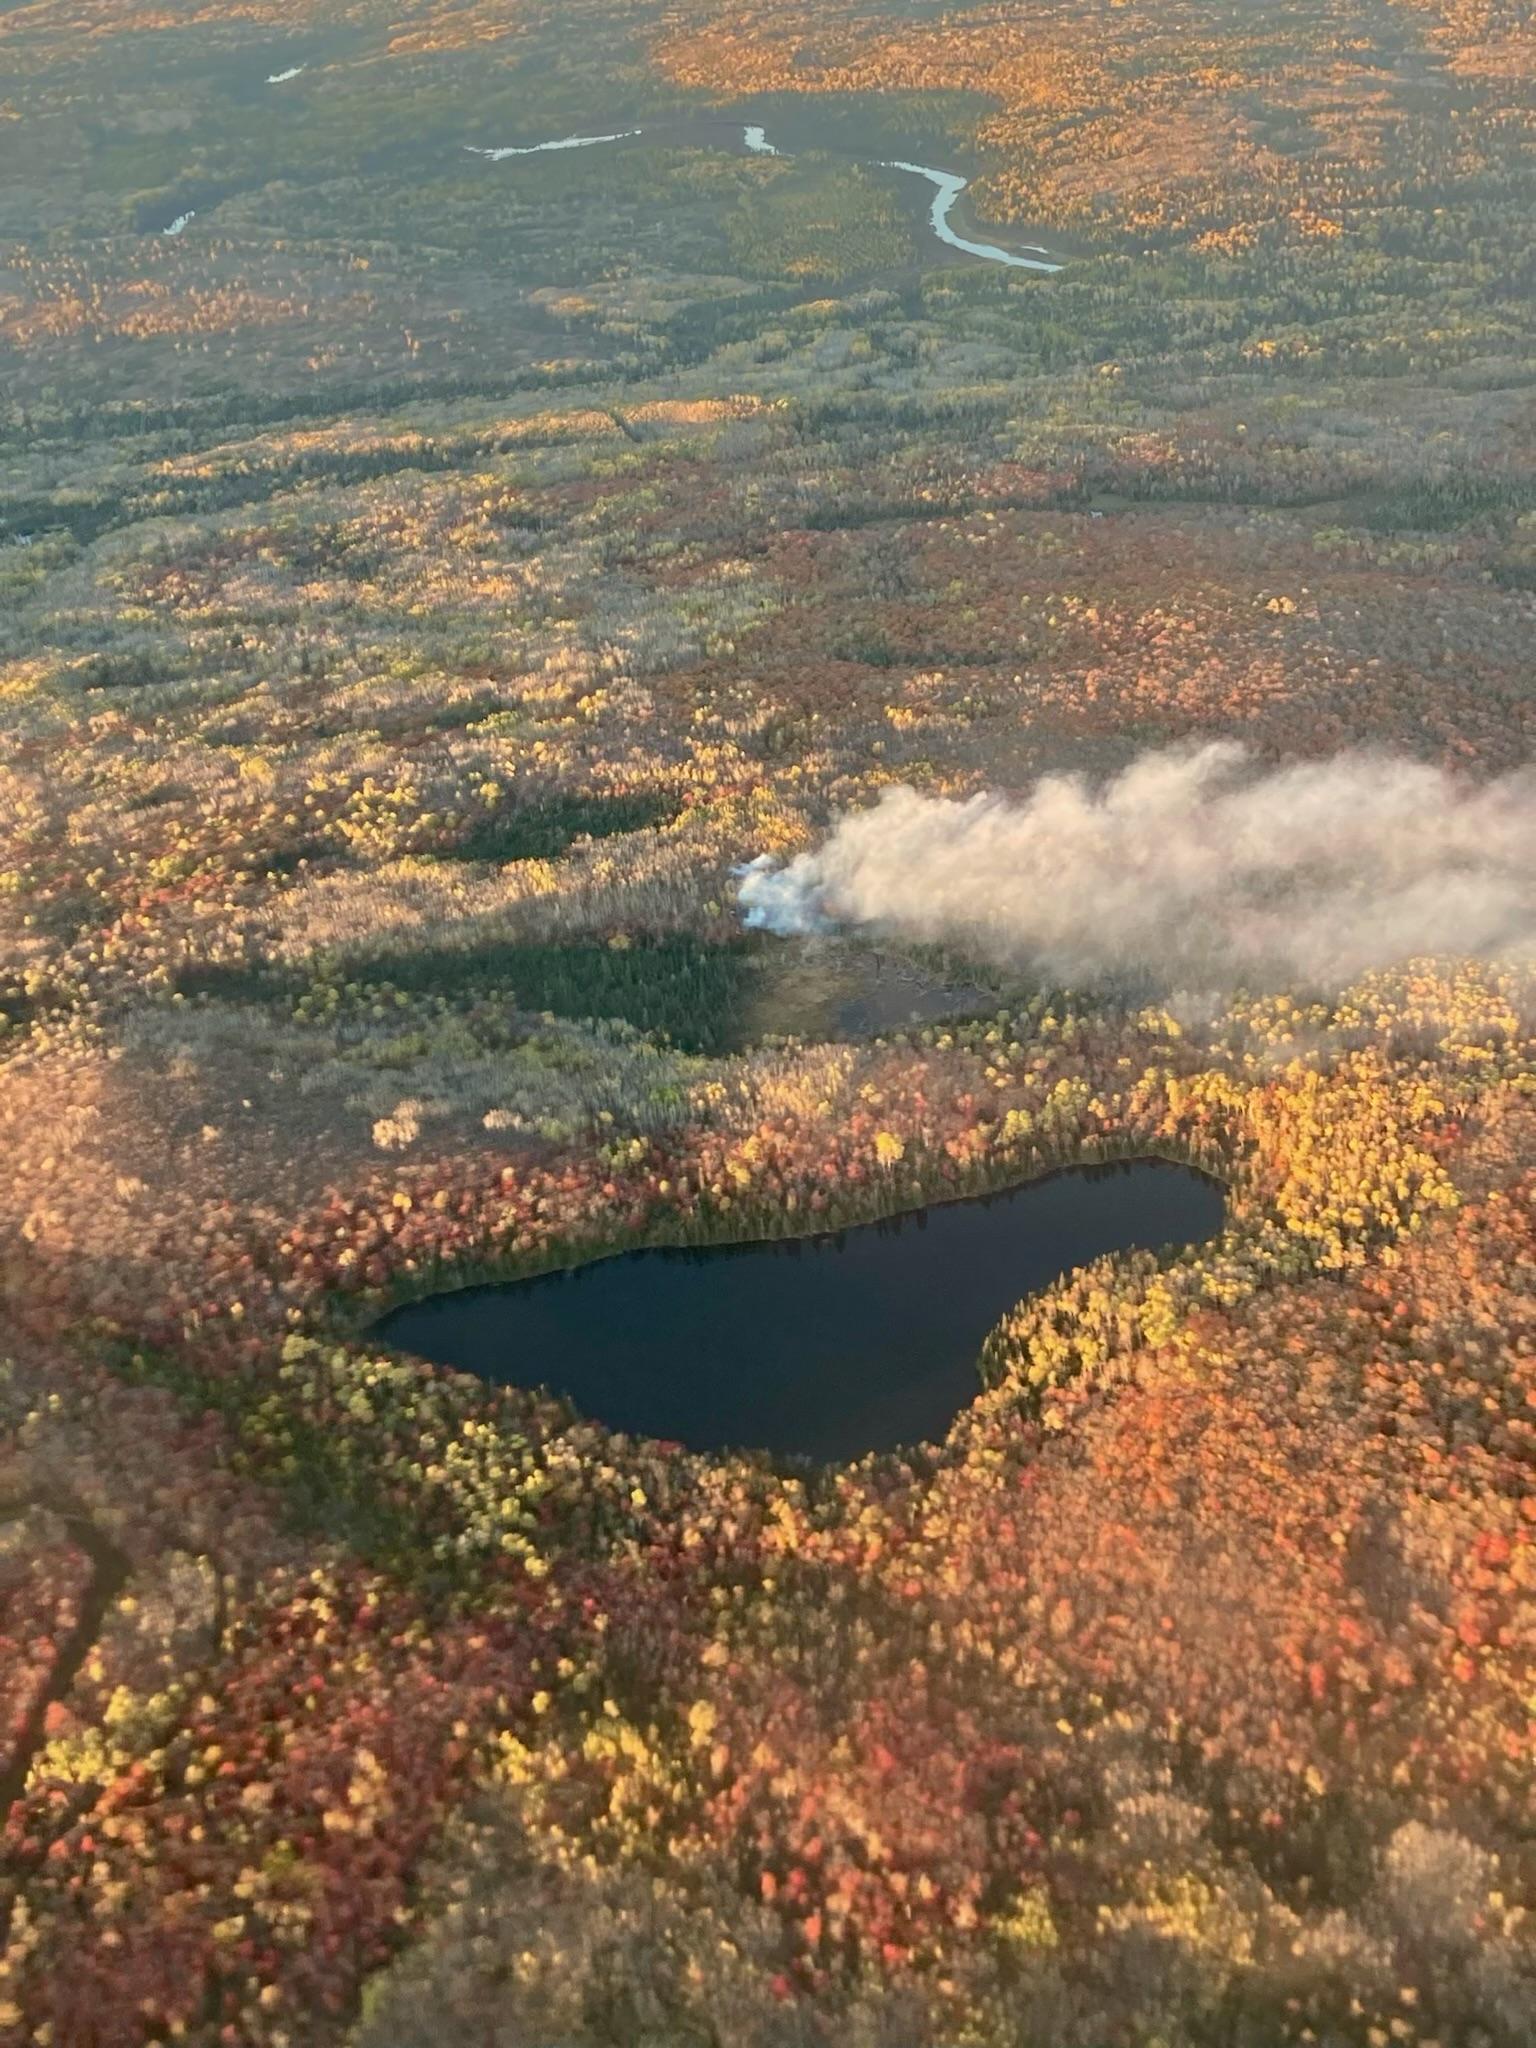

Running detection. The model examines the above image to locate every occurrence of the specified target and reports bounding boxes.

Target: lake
[376,1160,1223,1461]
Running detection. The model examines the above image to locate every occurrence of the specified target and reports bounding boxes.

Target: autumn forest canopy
[0,0,1534,2043]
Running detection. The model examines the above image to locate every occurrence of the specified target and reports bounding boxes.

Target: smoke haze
[737,743,1536,990]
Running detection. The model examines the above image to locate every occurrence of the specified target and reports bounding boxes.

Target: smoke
[737,743,1536,991]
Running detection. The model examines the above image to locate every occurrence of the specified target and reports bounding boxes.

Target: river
[465,123,1063,274]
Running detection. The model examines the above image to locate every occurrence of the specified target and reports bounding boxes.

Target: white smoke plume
[737,743,1536,990]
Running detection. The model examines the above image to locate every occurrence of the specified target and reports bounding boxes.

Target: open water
[378,1159,1223,1460]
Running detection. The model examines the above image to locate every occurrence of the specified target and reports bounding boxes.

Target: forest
[0,0,1534,2041]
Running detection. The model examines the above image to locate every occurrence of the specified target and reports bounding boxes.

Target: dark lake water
[377,1160,1224,1461]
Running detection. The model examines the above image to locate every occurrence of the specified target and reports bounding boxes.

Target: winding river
[155,104,1060,270]
[466,124,1063,274]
